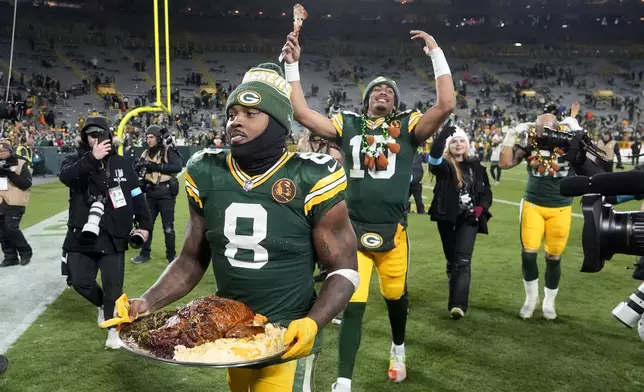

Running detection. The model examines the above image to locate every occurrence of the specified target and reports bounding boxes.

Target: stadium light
[514,42,522,47]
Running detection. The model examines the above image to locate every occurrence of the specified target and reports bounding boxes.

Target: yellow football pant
[520,199,572,256]
[227,354,317,392]
[350,224,409,303]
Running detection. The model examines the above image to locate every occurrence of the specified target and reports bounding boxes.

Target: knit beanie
[145,125,162,138]
[226,63,294,133]
[362,76,401,112]
[80,116,111,145]
[445,128,470,152]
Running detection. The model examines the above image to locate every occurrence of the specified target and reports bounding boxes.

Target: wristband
[326,269,360,292]
[284,61,300,82]
[427,48,451,79]
[502,132,517,147]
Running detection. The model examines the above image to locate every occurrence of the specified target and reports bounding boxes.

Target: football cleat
[520,279,539,319]
[542,288,558,320]
[97,306,105,327]
[450,307,465,320]
[105,328,122,350]
[388,353,407,382]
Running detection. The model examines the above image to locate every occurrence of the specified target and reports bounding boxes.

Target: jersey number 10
[349,135,397,179]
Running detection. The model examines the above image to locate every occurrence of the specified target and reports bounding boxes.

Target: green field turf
[2,166,643,392]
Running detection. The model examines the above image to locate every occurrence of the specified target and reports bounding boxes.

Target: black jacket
[59,145,153,254]
[428,157,493,234]
[411,153,424,184]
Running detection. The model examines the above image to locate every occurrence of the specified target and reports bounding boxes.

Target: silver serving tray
[119,331,287,368]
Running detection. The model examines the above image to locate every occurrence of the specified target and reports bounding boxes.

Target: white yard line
[0,211,69,354]
[0,170,187,354]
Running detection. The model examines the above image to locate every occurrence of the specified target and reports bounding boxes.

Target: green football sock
[545,257,561,289]
[521,251,539,281]
[338,302,366,380]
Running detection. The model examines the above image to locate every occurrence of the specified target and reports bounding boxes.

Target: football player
[282,30,455,390]
[499,112,582,320]
[127,63,359,392]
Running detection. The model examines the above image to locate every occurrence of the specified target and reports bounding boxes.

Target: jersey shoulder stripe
[303,173,347,216]
[408,110,423,132]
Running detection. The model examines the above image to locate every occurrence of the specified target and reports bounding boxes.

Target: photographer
[0,140,33,267]
[59,116,152,349]
[428,122,492,319]
[131,125,182,265]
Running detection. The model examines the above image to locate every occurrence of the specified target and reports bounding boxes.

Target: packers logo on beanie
[226,63,294,133]
[363,76,401,112]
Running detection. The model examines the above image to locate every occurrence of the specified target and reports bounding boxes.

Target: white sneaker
[450,307,465,320]
[542,288,558,320]
[105,328,122,350]
[638,316,644,341]
[520,279,539,319]
[331,382,351,392]
[97,306,105,327]
[388,344,407,382]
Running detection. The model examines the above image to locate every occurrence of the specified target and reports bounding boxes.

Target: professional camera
[560,170,644,335]
[134,157,148,179]
[82,194,106,238]
[612,283,644,329]
[0,160,12,170]
[129,225,145,249]
[0,101,25,122]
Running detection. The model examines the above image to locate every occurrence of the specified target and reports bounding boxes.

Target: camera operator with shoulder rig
[499,105,605,321]
[131,125,182,265]
[59,116,152,349]
[0,139,33,268]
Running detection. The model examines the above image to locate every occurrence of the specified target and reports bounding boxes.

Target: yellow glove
[281,317,318,360]
[99,294,138,329]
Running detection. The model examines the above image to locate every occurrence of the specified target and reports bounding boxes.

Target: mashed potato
[173,324,286,364]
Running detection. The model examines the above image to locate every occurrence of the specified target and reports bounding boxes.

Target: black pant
[490,163,501,182]
[141,196,176,260]
[408,182,425,214]
[66,251,124,322]
[632,154,640,166]
[437,217,479,312]
[0,206,31,262]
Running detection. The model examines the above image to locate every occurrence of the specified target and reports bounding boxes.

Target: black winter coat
[59,145,153,254]
[428,158,493,234]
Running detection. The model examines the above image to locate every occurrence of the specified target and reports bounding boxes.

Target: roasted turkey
[140,296,267,359]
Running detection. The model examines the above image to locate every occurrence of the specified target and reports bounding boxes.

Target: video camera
[0,101,25,122]
[518,125,604,164]
[560,171,644,333]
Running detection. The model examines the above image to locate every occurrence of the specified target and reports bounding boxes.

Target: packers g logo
[237,90,262,106]
[360,233,383,249]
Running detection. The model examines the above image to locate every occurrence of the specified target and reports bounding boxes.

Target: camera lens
[129,232,145,249]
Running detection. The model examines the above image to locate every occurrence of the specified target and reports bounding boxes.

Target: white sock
[336,377,351,388]
[391,342,405,356]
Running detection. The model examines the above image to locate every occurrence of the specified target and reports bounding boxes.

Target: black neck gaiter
[231,117,287,177]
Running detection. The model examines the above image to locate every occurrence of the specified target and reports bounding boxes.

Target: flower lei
[526,125,565,176]
[360,114,402,170]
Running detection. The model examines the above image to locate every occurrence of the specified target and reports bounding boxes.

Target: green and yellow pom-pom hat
[362,76,401,112]
[226,63,294,133]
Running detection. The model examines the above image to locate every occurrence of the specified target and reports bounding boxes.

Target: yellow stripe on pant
[350,224,409,303]
[519,199,572,256]
[227,354,317,392]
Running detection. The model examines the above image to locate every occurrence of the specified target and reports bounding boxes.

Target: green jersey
[331,109,423,225]
[524,148,573,208]
[185,149,347,325]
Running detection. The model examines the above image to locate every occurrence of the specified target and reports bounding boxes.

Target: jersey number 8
[224,203,268,270]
